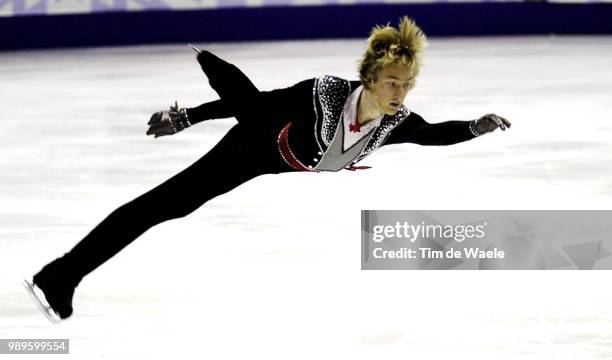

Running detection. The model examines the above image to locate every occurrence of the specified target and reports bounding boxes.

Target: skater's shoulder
[315,74,351,83]
[313,75,358,94]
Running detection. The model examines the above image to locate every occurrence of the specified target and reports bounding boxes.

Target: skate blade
[187,43,202,54]
[23,279,62,323]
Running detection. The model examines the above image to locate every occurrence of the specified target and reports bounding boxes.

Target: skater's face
[369,63,415,115]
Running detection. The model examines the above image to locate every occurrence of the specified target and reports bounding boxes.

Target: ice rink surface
[2,36,612,359]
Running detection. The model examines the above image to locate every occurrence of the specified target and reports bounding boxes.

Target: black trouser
[51,51,297,283]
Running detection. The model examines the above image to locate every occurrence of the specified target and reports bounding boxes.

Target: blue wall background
[1,2,612,50]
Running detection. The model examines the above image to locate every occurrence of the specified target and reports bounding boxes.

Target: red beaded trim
[277,122,372,172]
[278,122,318,172]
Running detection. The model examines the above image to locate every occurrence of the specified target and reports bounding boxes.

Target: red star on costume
[349,113,361,133]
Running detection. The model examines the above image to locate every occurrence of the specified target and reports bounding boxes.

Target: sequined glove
[469,113,511,136]
[146,101,191,138]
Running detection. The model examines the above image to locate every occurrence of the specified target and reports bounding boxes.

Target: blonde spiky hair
[358,16,428,90]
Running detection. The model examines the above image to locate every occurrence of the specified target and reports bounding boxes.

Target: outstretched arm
[384,112,511,146]
[186,99,235,123]
[146,99,236,138]
[147,78,316,138]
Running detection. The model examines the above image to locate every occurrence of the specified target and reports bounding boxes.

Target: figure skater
[25,16,511,321]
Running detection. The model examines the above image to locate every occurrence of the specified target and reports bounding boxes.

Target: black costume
[31,50,478,319]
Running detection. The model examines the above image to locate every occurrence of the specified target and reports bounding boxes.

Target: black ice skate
[24,259,79,322]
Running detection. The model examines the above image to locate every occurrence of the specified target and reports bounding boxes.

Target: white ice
[1,36,612,359]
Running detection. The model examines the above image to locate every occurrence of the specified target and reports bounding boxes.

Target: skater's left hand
[146,102,191,138]
[474,113,511,135]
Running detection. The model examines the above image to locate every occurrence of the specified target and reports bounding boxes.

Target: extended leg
[191,51,286,129]
[31,124,274,318]
[69,124,266,279]
[196,50,259,102]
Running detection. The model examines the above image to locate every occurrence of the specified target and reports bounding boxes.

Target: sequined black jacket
[187,75,477,169]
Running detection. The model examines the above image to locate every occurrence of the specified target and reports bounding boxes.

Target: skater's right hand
[146,102,191,138]
[147,110,173,138]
